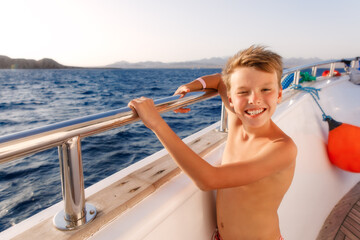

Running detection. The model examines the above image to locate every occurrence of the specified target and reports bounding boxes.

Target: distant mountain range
[105,57,325,69]
[0,55,71,69]
[105,57,228,69]
[0,55,326,69]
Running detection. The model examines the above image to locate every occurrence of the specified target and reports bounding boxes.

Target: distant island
[0,55,72,69]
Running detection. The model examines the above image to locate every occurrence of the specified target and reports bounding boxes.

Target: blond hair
[222,45,283,92]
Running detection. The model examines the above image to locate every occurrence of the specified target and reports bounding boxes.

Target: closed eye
[262,88,271,92]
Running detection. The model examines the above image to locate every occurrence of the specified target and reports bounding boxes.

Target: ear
[277,87,283,104]
[228,95,234,108]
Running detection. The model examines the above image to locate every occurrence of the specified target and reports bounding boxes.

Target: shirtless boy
[128,45,297,240]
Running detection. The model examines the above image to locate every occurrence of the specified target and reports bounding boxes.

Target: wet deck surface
[318,182,360,240]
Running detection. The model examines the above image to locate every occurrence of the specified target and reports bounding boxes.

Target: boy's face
[228,67,282,129]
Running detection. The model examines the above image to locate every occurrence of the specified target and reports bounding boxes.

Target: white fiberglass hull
[276,76,360,239]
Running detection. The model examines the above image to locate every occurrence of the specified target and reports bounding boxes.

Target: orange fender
[326,119,360,172]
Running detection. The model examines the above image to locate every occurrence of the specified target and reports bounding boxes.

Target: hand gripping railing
[0,90,218,230]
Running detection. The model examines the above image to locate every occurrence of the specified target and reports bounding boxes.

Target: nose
[249,91,261,105]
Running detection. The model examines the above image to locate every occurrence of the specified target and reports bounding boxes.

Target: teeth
[246,109,265,115]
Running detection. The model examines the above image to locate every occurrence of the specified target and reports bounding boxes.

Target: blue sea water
[0,68,222,232]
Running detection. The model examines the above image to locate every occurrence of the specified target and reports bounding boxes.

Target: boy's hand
[173,84,192,113]
[128,97,164,130]
[173,85,191,98]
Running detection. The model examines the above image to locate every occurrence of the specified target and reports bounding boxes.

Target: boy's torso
[216,120,295,239]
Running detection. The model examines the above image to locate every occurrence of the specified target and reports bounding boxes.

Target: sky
[0,0,359,67]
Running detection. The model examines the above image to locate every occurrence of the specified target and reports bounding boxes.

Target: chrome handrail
[0,91,218,163]
[0,90,218,230]
[281,57,359,85]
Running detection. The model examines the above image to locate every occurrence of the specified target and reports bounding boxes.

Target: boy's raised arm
[173,73,233,113]
[173,73,223,98]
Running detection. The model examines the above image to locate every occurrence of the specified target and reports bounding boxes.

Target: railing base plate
[53,203,97,231]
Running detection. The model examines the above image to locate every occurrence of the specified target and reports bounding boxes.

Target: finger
[127,100,134,108]
[176,89,190,98]
[173,89,181,96]
[127,100,137,111]
[173,86,190,96]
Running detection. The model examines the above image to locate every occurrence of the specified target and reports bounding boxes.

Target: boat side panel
[275,77,360,240]
[143,190,217,240]
[89,143,224,240]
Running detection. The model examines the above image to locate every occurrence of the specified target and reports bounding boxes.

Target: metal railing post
[219,102,228,132]
[311,66,317,77]
[350,60,356,68]
[329,63,335,77]
[294,70,300,85]
[53,136,96,230]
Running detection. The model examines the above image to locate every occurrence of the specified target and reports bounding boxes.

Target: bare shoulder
[263,130,297,167]
[272,128,296,147]
[277,136,296,157]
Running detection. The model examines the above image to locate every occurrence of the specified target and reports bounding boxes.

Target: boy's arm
[173,73,222,97]
[128,97,296,191]
[128,97,214,190]
[212,139,297,188]
[174,73,234,114]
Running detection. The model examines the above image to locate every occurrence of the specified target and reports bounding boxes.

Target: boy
[128,45,297,240]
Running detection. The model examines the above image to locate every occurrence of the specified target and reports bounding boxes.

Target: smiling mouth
[245,108,266,116]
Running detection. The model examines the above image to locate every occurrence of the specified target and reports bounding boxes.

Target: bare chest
[222,136,267,164]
